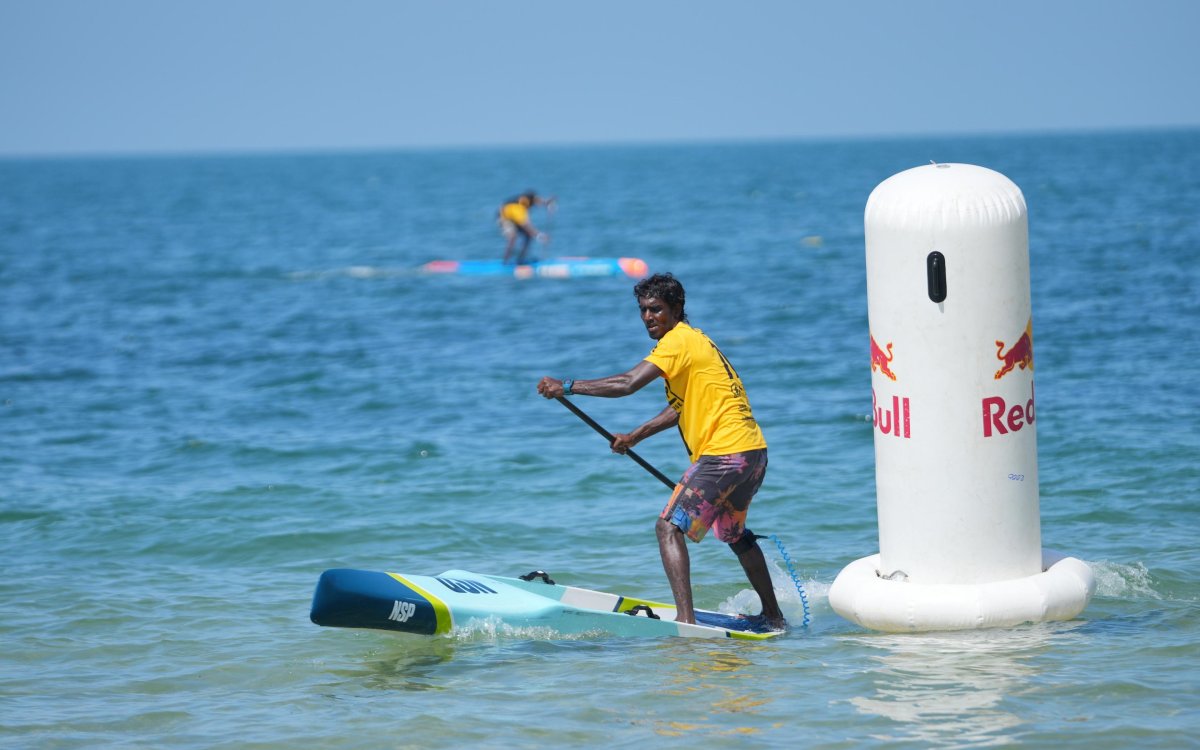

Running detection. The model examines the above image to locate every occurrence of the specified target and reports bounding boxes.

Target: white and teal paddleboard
[310,568,784,640]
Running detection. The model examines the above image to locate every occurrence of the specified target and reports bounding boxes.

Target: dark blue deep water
[2,130,1197,748]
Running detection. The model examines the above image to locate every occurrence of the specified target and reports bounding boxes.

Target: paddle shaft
[555,397,676,490]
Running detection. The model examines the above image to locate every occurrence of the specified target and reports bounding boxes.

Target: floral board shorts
[660,449,767,544]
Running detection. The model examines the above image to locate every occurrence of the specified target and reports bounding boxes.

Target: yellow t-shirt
[644,323,766,462]
[500,201,530,224]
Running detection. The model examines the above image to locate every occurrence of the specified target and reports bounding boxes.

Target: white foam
[1089,560,1161,600]
[447,616,600,642]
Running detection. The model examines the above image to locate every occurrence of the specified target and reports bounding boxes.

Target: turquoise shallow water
[2,131,1198,748]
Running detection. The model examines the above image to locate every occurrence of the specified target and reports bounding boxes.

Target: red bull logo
[870,334,897,381]
[983,382,1036,437]
[870,334,909,438]
[873,389,911,438]
[994,318,1034,380]
[986,318,1037,437]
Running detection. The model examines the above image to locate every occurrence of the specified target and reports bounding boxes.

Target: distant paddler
[499,190,556,264]
[536,272,786,630]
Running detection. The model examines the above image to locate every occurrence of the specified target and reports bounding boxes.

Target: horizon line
[1,123,1197,162]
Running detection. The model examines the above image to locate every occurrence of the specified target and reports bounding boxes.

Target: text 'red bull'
[873,389,911,438]
[982,382,1035,437]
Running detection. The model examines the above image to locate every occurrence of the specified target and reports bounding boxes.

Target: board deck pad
[311,568,784,640]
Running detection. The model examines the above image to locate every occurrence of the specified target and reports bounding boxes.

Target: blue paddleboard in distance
[420,257,649,279]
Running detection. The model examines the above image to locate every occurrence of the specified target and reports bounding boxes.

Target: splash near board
[310,568,784,640]
[420,257,649,280]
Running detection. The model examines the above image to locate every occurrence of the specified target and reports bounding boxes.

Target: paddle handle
[555,397,677,490]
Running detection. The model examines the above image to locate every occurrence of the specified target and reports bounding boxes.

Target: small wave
[1089,560,1162,600]
[0,366,98,383]
[720,572,831,626]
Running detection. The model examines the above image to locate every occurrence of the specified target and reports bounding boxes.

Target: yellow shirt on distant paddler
[644,322,766,462]
[499,200,530,224]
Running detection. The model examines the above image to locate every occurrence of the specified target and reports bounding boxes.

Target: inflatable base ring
[829,548,1095,633]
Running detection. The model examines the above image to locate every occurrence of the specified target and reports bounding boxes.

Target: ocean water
[2,130,1197,748]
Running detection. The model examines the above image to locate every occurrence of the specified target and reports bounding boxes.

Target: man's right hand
[610,433,637,454]
[536,376,564,399]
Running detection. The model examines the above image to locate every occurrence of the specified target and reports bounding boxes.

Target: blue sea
[2,130,1197,748]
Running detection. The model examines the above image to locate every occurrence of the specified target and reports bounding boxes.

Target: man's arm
[536,360,663,399]
[610,406,679,454]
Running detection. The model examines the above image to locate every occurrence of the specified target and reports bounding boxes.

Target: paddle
[554,396,676,490]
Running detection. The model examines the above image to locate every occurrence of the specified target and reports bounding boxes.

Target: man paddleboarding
[537,272,785,630]
[498,190,555,264]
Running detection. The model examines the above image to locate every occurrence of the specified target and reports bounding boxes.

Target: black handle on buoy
[927,251,947,303]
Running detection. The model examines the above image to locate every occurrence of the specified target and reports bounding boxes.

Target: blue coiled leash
[766,533,810,627]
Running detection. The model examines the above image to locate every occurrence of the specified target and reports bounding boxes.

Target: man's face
[638,296,681,340]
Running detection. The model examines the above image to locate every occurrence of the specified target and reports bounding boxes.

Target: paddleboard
[419,257,649,280]
[310,568,784,640]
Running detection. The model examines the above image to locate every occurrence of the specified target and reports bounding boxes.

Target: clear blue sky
[2,0,1197,156]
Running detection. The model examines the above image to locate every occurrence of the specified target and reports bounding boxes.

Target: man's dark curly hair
[633,272,687,322]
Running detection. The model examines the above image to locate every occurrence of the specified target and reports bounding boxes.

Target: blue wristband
[562,378,574,396]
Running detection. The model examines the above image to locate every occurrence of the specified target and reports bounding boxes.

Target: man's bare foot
[744,613,787,632]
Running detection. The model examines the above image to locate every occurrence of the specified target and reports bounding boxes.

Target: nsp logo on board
[388,600,416,623]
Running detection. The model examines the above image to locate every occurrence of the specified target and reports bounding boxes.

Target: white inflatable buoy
[828,163,1094,632]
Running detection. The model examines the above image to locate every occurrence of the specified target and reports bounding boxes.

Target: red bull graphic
[870,334,909,438]
[873,389,911,438]
[994,318,1034,380]
[982,382,1036,438]
[870,334,897,381]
